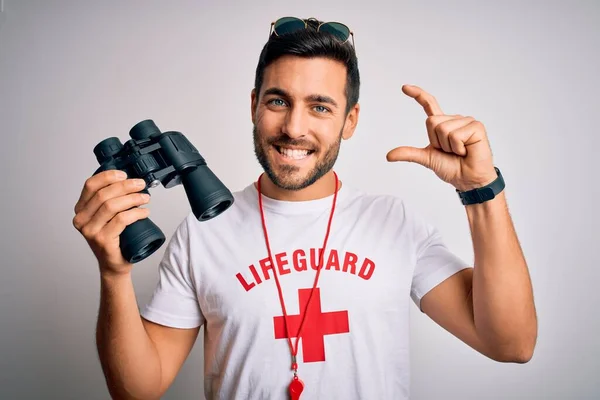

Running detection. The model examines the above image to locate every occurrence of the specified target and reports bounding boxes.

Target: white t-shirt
[140,177,471,400]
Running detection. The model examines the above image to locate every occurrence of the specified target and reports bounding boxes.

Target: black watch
[456,167,505,205]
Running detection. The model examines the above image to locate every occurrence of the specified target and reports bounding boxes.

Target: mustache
[267,136,317,151]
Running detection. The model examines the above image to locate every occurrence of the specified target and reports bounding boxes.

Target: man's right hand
[72,169,151,276]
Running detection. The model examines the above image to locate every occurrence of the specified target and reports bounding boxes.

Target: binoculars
[92,119,234,263]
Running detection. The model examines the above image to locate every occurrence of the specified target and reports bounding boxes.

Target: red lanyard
[257,171,339,400]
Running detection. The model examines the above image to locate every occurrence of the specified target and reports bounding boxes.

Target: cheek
[256,113,281,139]
[316,123,342,148]
[257,106,283,125]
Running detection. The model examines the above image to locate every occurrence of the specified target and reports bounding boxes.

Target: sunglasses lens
[320,22,350,41]
[274,17,305,35]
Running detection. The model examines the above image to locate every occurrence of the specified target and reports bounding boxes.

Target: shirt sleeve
[410,217,472,312]
[140,215,205,329]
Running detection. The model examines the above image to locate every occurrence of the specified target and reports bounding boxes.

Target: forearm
[96,272,162,399]
[466,191,537,362]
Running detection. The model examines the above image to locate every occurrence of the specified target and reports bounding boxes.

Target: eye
[314,105,330,113]
[267,98,287,107]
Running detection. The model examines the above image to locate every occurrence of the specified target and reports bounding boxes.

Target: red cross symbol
[273,288,350,363]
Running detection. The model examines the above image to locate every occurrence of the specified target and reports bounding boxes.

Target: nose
[281,104,308,138]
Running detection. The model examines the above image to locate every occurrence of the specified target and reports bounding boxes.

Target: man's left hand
[386,85,498,191]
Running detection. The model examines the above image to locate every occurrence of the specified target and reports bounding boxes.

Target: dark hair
[253,18,360,115]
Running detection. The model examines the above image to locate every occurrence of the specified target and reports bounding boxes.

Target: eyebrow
[263,87,339,109]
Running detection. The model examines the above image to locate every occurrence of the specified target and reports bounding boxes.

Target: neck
[256,171,341,201]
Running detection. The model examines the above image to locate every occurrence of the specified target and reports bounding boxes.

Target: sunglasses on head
[269,17,355,48]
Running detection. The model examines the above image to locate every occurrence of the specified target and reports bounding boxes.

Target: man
[72,16,537,400]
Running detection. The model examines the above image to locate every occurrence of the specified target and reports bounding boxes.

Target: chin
[254,139,334,191]
[263,163,311,191]
[268,166,315,191]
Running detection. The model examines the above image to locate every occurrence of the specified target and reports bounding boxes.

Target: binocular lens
[182,165,234,221]
[129,239,164,263]
[200,198,233,220]
[119,217,166,263]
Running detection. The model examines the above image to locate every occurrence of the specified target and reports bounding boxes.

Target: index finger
[402,85,444,116]
[74,169,127,214]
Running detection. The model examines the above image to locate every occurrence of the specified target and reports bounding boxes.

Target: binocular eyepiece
[92,119,234,263]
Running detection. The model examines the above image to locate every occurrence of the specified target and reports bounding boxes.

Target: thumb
[386,146,431,168]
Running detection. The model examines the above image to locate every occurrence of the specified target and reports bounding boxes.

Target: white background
[0,0,598,398]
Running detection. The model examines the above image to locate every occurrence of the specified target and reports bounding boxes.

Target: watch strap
[456,167,505,205]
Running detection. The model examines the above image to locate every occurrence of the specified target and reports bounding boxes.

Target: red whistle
[289,376,304,400]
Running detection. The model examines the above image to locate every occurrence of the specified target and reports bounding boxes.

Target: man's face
[251,55,358,191]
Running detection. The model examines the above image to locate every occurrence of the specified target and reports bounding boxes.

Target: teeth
[279,147,310,160]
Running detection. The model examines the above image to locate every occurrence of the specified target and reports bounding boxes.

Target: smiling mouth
[274,145,315,160]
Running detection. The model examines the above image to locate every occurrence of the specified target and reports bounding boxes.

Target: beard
[253,124,343,191]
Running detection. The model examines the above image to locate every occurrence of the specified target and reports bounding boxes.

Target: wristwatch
[456,167,505,205]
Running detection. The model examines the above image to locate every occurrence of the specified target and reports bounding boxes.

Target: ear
[251,88,258,125]
[341,103,360,140]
